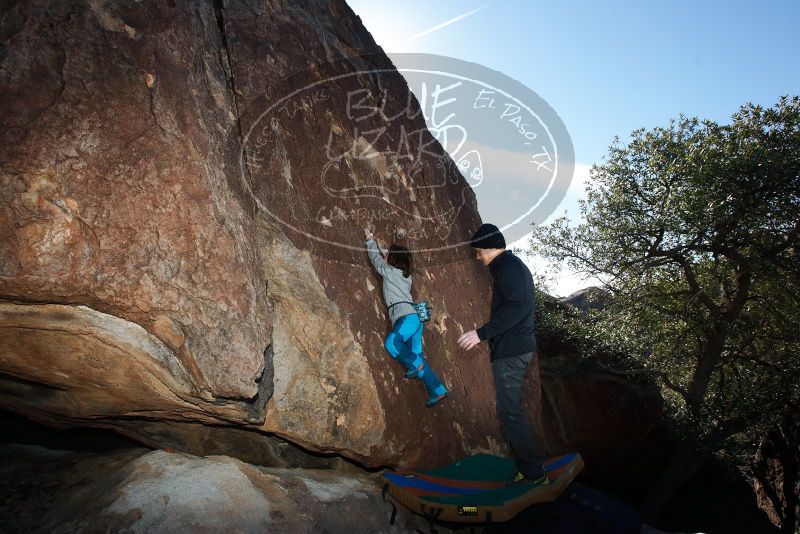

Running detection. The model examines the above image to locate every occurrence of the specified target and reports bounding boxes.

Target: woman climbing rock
[363,227,447,407]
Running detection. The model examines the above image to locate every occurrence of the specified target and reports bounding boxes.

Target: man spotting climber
[457,223,549,487]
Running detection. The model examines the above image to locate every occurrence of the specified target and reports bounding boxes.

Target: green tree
[530,96,800,522]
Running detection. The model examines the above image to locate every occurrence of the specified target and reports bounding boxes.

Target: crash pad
[383,452,584,523]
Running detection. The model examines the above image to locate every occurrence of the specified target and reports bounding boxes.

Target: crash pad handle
[382,482,397,525]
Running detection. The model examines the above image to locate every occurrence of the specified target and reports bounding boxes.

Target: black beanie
[470,223,506,249]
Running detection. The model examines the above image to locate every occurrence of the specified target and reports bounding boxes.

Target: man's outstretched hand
[458,330,481,351]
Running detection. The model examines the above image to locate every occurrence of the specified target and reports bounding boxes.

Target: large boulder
[537,354,670,478]
[0,0,503,469]
[533,294,671,478]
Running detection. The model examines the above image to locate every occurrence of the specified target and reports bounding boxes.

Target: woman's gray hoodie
[365,239,416,325]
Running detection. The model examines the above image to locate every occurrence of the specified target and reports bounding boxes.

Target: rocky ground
[0,413,774,534]
[0,443,432,533]
[0,438,707,534]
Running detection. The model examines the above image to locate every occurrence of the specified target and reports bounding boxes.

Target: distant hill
[559,286,610,312]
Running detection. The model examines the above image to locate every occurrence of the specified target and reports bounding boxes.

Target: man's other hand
[457,330,481,351]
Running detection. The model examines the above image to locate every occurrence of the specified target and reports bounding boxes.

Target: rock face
[1,0,270,400]
[753,398,800,533]
[537,355,670,479]
[0,0,503,469]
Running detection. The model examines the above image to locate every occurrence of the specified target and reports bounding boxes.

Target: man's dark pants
[491,351,546,479]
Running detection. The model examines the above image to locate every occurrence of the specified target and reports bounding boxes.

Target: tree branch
[595,361,691,401]
[675,255,722,315]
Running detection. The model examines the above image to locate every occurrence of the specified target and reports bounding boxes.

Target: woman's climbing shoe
[426,387,448,408]
[404,363,423,379]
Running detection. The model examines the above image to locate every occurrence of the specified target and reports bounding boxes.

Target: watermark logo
[235,53,573,263]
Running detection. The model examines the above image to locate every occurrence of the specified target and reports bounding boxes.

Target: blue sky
[347,0,800,294]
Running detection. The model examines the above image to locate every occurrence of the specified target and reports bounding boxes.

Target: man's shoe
[426,391,447,408]
[510,471,550,487]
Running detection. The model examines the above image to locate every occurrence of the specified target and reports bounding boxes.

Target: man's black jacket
[476,250,537,361]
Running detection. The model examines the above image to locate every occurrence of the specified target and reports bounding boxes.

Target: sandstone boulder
[0,0,502,469]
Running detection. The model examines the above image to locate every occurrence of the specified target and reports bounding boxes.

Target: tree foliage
[531,96,800,466]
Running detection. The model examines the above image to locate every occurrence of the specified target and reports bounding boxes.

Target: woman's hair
[386,244,414,278]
